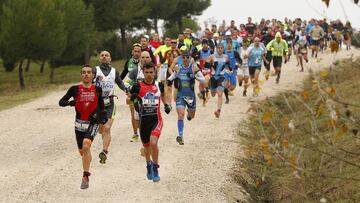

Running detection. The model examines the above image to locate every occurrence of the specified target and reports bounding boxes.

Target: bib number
[75,119,90,132]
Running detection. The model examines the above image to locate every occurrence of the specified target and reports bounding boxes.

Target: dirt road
[0,49,358,203]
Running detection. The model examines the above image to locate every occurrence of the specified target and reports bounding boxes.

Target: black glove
[100,110,108,124]
[125,87,130,93]
[68,100,75,106]
[164,104,171,114]
[186,72,195,79]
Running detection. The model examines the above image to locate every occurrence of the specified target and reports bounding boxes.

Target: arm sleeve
[120,60,129,80]
[96,87,105,111]
[234,51,242,64]
[158,82,165,94]
[167,71,178,81]
[59,86,76,107]
[115,71,126,91]
[130,83,140,101]
[266,40,273,51]
[195,71,205,83]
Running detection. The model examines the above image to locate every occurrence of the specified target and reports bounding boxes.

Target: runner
[130,62,171,182]
[149,33,162,51]
[59,64,108,189]
[261,27,274,80]
[197,39,213,105]
[140,36,156,63]
[167,50,205,145]
[207,44,230,118]
[247,37,269,96]
[224,37,241,104]
[238,39,250,96]
[309,20,324,58]
[154,36,172,68]
[94,51,127,163]
[266,32,289,84]
[121,44,143,142]
[294,28,309,72]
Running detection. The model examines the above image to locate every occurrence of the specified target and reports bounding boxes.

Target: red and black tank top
[75,84,99,120]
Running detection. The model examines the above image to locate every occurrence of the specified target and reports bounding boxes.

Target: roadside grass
[234,57,360,202]
[0,59,125,111]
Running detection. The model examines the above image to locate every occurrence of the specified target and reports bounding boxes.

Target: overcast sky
[196,0,360,29]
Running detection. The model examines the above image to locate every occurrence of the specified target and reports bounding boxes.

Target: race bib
[75,119,90,132]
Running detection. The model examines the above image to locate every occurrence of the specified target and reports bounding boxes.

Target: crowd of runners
[58,17,354,189]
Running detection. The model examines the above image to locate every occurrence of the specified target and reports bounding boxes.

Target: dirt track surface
[0,49,358,203]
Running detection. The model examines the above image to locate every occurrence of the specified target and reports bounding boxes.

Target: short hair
[143,62,155,70]
[83,64,91,68]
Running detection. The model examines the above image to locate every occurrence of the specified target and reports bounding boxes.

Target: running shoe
[80,176,89,189]
[152,164,160,182]
[176,136,184,145]
[130,134,139,142]
[146,161,154,180]
[99,151,107,164]
[225,98,229,104]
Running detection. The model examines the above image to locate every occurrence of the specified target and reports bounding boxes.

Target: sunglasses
[171,41,177,44]
[182,55,190,59]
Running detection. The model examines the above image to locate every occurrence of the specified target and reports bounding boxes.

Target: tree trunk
[177,18,183,34]
[40,60,46,73]
[84,44,90,64]
[18,60,25,89]
[49,66,55,83]
[154,18,159,34]
[120,25,127,59]
[25,59,31,72]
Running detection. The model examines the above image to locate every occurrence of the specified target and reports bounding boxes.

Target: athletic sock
[83,171,91,177]
[177,120,184,138]
[103,149,108,154]
[224,88,229,100]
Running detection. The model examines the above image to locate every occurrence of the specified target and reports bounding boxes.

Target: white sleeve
[195,71,205,83]
[167,71,178,81]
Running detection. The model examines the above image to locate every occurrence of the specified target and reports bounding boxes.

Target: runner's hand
[68,100,75,106]
[164,104,171,114]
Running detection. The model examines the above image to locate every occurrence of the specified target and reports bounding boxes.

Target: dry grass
[234,57,360,202]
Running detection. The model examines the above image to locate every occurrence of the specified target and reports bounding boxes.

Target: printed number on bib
[75,119,90,132]
[143,92,159,107]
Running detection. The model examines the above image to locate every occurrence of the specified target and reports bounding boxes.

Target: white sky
[196,0,360,29]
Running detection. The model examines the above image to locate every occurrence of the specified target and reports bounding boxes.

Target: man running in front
[59,65,108,189]
[130,62,171,182]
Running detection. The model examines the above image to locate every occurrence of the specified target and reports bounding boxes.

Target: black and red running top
[59,84,104,122]
[131,81,164,118]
